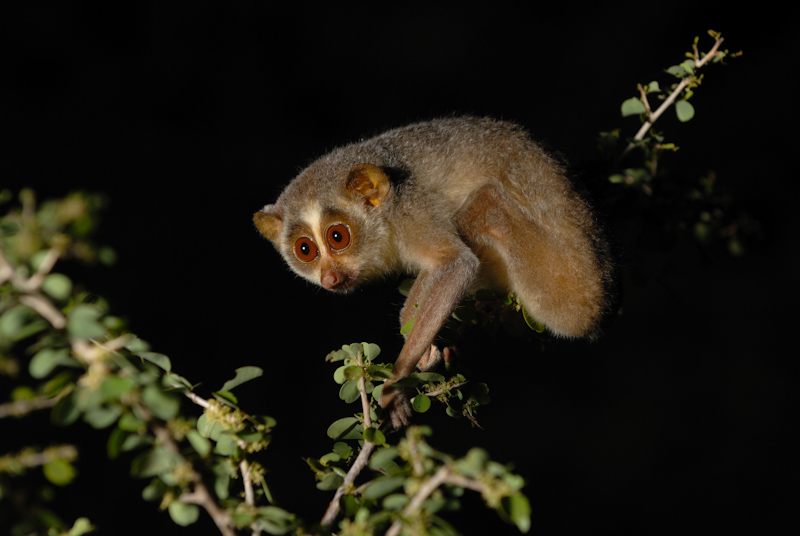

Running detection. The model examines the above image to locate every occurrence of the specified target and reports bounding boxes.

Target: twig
[623,36,725,157]
[322,350,377,527]
[0,245,67,329]
[321,441,375,526]
[153,424,235,536]
[386,466,451,536]
[0,393,60,418]
[179,482,236,536]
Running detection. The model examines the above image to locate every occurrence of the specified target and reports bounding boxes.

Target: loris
[253,116,614,427]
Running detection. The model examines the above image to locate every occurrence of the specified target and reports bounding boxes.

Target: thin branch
[179,482,236,536]
[153,424,234,536]
[623,36,725,157]
[18,294,66,329]
[386,466,451,536]
[0,244,67,328]
[321,436,375,527]
[322,351,377,527]
[0,393,60,418]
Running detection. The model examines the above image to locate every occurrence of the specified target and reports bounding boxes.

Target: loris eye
[293,237,318,262]
[327,224,351,251]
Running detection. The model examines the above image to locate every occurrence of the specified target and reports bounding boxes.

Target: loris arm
[380,242,479,428]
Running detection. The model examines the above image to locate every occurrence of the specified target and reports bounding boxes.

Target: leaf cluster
[603,30,755,257]
[1,190,295,535]
[310,343,529,535]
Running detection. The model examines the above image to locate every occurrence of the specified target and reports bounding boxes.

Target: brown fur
[253,116,614,427]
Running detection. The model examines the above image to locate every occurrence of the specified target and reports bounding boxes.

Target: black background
[3,2,797,534]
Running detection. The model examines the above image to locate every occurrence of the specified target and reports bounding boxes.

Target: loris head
[254,162,395,292]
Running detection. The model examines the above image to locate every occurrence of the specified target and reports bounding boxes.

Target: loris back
[254,116,613,426]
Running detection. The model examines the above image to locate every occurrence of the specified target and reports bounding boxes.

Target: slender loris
[254,117,613,427]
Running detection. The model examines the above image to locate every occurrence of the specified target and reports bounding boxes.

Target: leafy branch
[1,190,294,535]
[619,29,740,159]
[604,30,753,257]
[311,343,528,534]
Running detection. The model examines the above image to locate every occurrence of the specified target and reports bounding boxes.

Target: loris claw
[253,117,614,427]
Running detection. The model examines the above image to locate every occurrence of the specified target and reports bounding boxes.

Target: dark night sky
[3,2,797,534]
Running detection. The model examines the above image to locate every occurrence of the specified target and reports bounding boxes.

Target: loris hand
[379,382,412,429]
[379,345,448,428]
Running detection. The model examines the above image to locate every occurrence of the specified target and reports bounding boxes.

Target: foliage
[1,190,524,535]
[1,29,746,536]
[601,30,755,258]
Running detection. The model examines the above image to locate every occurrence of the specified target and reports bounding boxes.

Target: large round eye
[293,237,318,262]
[326,224,351,251]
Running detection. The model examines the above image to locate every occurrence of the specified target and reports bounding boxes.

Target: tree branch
[623,35,725,157]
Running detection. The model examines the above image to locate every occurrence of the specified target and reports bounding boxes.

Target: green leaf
[400,317,415,335]
[679,59,696,74]
[367,365,394,380]
[675,99,695,122]
[220,366,263,392]
[0,305,46,342]
[666,64,689,77]
[187,429,211,457]
[43,458,76,486]
[363,427,386,446]
[214,463,231,499]
[131,447,179,478]
[41,273,73,300]
[333,442,352,458]
[503,493,532,533]
[363,475,405,500]
[51,392,81,426]
[137,351,171,372]
[66,517,94,536]
[214,433,238,456]
[362,342,381,361]
[107,427,127,459]
[29,347,72,379]
[197,413,224,440]
[369,446,399,472]
[320,452,340,464]
[343,365,363,381]
[84,404,123,429]
[382,494,409,510]
[316,472,344,491]
[255,506,297,535]
[169,501,200,527]
[67,304,106,340]
[412,394,431,413]
[621,97,646,117]
[100,376,136,399]
[414,372,444,383]
[326,349,348,362]
[342,343,363,359]
[457,448,489,478]
[522,307,545,332]
[142,385,180,421]
[213,390,239,406]
[141,478,166,501]
[326,417,361,440]
[397,278,414,296]
[339,380,361,403]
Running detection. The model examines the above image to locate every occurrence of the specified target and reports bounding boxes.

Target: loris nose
[321,269,342,289]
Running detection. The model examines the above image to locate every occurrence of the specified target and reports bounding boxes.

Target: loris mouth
[320,269,359,291]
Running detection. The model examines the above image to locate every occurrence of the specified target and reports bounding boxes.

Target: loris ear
[253,206,283,243]
[346,163,390,208]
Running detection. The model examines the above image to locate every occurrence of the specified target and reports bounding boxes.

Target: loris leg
[455,184,606,338]
[380,244,479,428]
